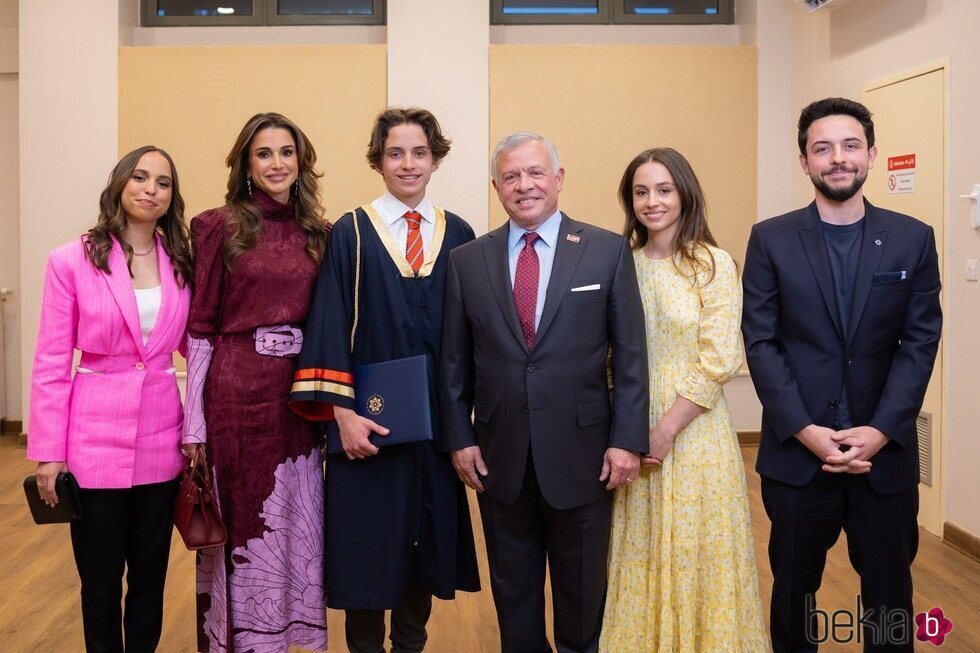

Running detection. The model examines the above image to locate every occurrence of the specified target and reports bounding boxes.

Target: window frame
[490,0,610,25]
[491,0,734,25]
[141,0,386,26]
[141,1,262,26]
[613,0,733,24]
[266,0,386,26]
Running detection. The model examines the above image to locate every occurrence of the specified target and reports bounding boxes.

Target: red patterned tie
[404,210,423,273]
[514,232,540,348]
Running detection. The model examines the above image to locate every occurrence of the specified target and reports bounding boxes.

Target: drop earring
[294,180,299,197]
[247,177,252,197]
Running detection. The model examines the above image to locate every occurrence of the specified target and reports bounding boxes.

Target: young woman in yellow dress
[600,148,769,652]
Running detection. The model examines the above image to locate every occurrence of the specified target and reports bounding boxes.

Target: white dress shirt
[372,192,436,254]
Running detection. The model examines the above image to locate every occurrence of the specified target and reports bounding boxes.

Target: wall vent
[796,0,858,12]
[917,410,933,487]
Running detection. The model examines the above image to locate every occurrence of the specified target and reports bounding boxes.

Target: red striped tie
[404,210,423,273]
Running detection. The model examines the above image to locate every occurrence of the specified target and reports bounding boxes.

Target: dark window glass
[622,0,721,16]
[277,0,374,15]
[154,0,254,16]
[501,0,600,15]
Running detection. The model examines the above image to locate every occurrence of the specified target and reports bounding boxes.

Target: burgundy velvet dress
[188,190,326,652]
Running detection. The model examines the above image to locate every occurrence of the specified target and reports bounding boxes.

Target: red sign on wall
[888,154,916,171]
[886,153,917,194]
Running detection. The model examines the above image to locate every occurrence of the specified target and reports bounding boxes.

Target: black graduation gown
[290,204,481,609]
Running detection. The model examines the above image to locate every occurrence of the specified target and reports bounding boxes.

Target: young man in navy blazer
[742,97,941,652]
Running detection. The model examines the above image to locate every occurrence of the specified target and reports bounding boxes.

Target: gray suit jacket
[439,214,649,509]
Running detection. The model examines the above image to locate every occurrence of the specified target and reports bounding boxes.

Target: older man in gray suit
[439,132,649,652]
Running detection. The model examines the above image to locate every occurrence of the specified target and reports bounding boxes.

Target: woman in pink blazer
[27,145,193,653]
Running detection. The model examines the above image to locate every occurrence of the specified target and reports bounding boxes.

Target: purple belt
[219,325,303,357]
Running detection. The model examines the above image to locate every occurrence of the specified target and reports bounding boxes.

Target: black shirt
[821,218,864,429]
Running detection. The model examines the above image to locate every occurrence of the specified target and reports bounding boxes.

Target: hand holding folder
[326,216,434,457]
[325,355,433,455]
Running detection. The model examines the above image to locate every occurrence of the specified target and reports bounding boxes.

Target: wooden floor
[1,435,977,652]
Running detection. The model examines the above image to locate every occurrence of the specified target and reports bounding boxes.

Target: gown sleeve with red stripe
[287,205,481,609]
[288,210,358,420]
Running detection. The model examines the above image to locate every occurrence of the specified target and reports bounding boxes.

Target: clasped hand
[795,424,889,474]
[600,447,641,490]
[641,423,675,467]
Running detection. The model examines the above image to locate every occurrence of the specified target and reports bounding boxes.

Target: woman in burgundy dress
[181,112,330,652]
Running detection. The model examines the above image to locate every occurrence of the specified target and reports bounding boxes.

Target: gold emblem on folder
[367,394,385,415]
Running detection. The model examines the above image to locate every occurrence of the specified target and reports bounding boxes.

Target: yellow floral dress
[600,246,769,652]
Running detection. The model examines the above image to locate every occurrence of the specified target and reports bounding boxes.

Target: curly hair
[222,112,328,268]
[620,147,719,284]
[84,145,193,288]
[366,107,452,171]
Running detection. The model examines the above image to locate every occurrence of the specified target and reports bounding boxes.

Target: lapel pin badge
[566,234,581,243]
[874,239,882,246]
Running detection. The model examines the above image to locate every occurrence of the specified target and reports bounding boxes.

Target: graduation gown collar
[358,203,447,278]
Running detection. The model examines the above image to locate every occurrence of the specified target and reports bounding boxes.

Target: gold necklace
[126,241,154,256]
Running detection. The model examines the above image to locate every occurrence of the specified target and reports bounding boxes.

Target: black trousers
[69,477,180,653]
[477,462,613,653]
[344,574,433,653]
[762,473,919,653]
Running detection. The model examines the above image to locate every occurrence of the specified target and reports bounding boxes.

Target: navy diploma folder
[325,355,434,455]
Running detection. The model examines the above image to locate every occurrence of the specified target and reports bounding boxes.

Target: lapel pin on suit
[875,239,882,246]
[566,234,580,243]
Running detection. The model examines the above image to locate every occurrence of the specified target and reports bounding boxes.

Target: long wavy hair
[222,112,328,268]
[620,147,719,284]
[84,145,193,288]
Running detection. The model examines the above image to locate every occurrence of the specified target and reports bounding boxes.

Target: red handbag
[174,448,227,550]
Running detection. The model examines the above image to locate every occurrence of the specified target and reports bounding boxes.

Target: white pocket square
[571,284,600,292]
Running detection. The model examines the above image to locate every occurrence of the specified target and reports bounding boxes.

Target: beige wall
[739,0,793,221]
[19,1,124,431]
[0,76,18,420]
[785,0,980,537]
[119,45,387,221]
[388,0,489,233]
[490,45,758,266]
[0,0,17,420]
[131,25,385,47]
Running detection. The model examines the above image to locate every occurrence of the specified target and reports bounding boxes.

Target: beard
[812,166,868,202]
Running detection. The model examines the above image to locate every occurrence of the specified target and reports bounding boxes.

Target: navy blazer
[741,200,941,494]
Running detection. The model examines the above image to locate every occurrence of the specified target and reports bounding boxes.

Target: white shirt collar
[379,192,435,225]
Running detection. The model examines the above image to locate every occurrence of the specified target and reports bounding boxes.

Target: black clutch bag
[325,355,434,455]
[23,472,83,524]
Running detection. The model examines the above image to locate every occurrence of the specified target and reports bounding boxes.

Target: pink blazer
[27,236,191,489]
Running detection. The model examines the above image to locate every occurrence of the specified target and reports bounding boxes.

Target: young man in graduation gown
[290,107,480,653]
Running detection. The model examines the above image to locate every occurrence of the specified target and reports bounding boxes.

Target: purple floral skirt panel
[196,343,327,652]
